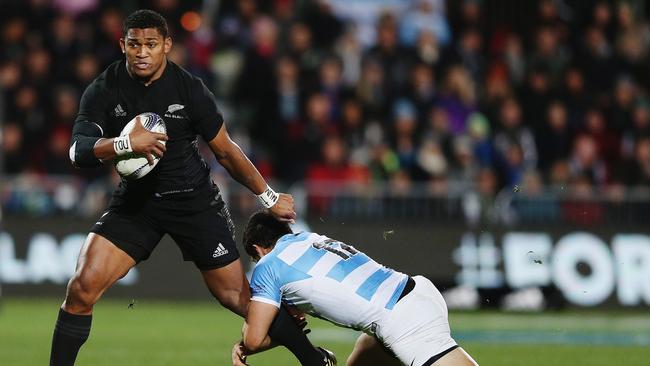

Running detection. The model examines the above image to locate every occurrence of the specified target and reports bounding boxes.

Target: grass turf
[1,298,649,365]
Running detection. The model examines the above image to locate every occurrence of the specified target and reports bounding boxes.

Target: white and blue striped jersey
[250,231,408,332]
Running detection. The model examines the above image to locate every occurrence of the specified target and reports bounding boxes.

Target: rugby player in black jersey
[50,9,333,366]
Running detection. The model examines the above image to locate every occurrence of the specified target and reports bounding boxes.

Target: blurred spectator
[303,1,344,49]
[451,0,483,34]
[355,57,388,121]
[579,26,616,95]
[217,0,259,48]
[74,53,100,90]
[437,65,476,135]
[561,66,591,124]
[365,12,417,99]
[503,34,526,87]
[610,76,637,133]
[512,170,559,223]
[568,134,607,187]
[414,29,442,67]
[449,135,478,191]
[335,26,363,86]
[493,97,538,171]
[417,106,453,178]
[390,99,419,176]
[315,55,349,121]
[307,135,363,213]
[286,21,322,78]
[519,67,553,131]
[323,0,408,47]
[466,112,494,168]
[528,26,569,85]
[43,126,73,175]
[537,101,572,172]
[449,27,484,84]
[341,98,368,165]
[463,167,498,225]
[2,123,26,173]
[621,100,650,159]
[400,0,451,47]
[621,136,650,187]
[582,107,620,166]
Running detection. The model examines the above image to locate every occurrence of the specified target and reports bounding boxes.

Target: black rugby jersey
[74,60,223,206]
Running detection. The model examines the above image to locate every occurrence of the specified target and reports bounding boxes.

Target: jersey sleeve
[190,78,224,142]
[250,261,282,308]
[74,79,110,135]
[69,79,110,168]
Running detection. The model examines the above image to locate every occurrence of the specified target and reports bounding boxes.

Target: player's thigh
[72,208,163,294]
[91,208,165,263]
[432,347,479,366]
[347,334,402,366]
[69,233,137,294]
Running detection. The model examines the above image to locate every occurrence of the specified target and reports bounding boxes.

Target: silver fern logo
[167,104,185,113]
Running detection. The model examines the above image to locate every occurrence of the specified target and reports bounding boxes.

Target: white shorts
[376,275,458,366]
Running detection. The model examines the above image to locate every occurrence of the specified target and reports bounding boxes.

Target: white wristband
[113,135,133,156]
[257,186,279,208]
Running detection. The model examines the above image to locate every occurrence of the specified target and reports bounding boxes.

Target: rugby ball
[113,112,167,179]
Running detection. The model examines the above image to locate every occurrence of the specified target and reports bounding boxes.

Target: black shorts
[90,185,239,270]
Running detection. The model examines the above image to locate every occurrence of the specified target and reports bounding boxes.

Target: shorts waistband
[422,345,459,366]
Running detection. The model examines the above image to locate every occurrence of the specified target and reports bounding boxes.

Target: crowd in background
[1,0,650,218]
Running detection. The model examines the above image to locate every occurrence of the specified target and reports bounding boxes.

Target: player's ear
[163,36,172,54]
[119,38,126,54]
[253,244,264,260]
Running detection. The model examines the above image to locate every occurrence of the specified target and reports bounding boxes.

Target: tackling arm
[208,123,296,222]
[241,300,279,353]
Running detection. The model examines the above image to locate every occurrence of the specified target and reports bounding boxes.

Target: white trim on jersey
[251,296,281,308]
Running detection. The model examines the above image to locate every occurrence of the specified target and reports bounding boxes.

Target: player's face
[120,28,171,82]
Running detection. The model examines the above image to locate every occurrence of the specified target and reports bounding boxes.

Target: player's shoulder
[166,60,207,90]
[95,60,122,86]
[250,258,279,286]
[78,61,121,103]
[84,60,121,94]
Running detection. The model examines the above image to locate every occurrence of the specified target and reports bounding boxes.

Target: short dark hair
[123,10,169,38]
[243,210,292,260]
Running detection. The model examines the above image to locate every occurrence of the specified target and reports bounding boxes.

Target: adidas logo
[212,243,229,258]
[113,104,127,117]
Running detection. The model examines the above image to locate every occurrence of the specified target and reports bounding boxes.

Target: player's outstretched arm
[208,123,296,222]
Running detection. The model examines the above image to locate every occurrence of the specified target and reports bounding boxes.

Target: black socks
[49,309,92,366]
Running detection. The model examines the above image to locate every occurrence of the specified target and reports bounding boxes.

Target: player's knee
[64,273,100,312]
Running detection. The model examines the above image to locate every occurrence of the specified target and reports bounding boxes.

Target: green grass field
[1,298,649,365]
